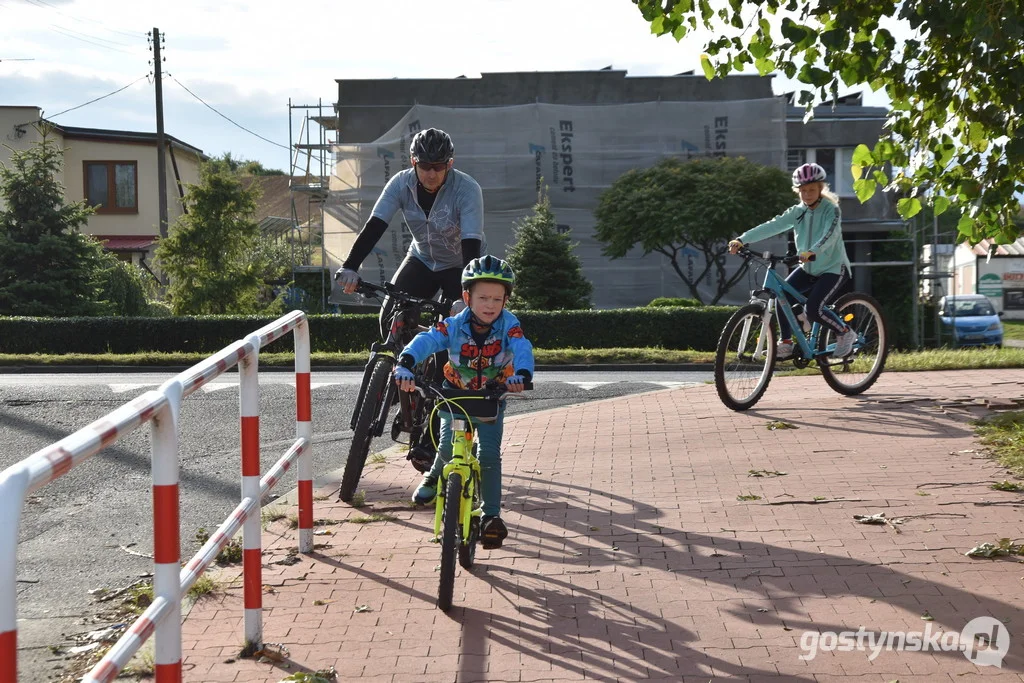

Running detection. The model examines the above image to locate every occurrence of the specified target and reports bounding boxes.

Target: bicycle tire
[714,303,777,411]
[818,293,889,396]
[437,472,462,612]
[339,356,393,503]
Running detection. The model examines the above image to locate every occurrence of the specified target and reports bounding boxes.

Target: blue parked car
[938,294,1004,347]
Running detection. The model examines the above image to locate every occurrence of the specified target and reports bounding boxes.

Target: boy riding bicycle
[393,255,535,550]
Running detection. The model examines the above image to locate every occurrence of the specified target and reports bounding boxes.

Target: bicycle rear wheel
[818,293,889,395]
[715,303,777,411]
[437,472,462,611]
[339,356,393,503]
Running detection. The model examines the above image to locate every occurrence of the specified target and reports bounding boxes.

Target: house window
[786,149,806,173]
[84,161,138,213]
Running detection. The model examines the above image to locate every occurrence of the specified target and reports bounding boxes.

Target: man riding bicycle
[335,127,485,469]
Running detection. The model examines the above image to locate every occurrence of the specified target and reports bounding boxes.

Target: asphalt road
[0,369,712,681]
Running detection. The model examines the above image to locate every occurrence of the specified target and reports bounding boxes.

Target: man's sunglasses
[415,161,449,173]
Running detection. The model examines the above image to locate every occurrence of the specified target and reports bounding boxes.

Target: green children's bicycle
[401,379,532,611]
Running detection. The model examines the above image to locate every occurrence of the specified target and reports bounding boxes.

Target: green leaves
[631,0,1024,244]
[700,54,716,80]
[853,179,877,203]
[897,197,923,219]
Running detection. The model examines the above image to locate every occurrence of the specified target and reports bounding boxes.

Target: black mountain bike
[338,280,453,503]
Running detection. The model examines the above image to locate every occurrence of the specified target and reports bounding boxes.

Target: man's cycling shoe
[481,515,508,549]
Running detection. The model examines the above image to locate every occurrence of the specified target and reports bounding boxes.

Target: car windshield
[943,299,996,316]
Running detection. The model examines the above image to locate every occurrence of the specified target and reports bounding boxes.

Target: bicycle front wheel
[458,471,480,570]
[339,356,393,503]
[818,293,889,396]
[715,303,777,411]
[437,472,462,612]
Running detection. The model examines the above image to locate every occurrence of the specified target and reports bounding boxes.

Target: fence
[0,310,313,683]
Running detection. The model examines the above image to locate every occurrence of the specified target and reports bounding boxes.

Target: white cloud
[1,0,891,169]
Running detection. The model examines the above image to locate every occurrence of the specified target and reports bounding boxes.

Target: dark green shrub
[0,306,740,354]
[647,297,702,308]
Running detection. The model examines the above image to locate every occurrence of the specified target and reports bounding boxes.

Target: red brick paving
[171,370,1024,681]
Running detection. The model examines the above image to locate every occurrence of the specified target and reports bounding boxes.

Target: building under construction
[286,69,900,309]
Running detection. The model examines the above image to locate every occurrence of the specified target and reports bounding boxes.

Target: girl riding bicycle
[728,162,857,359]
[393,255,535,550]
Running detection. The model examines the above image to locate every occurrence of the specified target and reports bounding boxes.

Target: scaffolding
[287,98,335,309]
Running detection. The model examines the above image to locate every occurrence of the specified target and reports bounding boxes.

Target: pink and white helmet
[792,162,827,187]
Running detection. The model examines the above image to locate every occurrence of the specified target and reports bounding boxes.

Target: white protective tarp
[326,100,789,308]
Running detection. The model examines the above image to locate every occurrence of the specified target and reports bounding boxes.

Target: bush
[0,306,739,354]
[647,297,702,308]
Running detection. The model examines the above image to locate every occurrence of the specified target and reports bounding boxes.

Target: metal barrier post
[295,317,313,553]
[0,469,28,683]
[239,336,263,649]
[152,381,183,681]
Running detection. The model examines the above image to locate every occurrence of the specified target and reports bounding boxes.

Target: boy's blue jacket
[400,307,535,390]
[738,199,851,277]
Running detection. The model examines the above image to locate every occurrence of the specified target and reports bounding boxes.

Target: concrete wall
[333,71,774,143]
[0,107,58,212]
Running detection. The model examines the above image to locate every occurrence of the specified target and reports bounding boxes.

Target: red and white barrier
[0,310,314,683]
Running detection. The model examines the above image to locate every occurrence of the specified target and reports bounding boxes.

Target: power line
[50,23,137,49]
[170,76,290,151]
[49,26,139,55]
[37,75,149,121]
[23,0,143,39]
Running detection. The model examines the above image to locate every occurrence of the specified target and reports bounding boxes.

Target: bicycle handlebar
[399,378,533,427]
[734,245,812,268]
[354,279,455,315]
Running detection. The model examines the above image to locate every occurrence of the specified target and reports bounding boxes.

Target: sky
[0,0,890,172]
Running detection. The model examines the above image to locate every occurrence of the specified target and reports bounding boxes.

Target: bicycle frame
[434,414,482,542]
[751,257,838,360]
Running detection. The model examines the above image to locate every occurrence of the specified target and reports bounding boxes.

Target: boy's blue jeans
[426,404,505,517]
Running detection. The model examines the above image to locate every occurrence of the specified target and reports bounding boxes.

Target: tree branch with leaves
[634,0,1024,243]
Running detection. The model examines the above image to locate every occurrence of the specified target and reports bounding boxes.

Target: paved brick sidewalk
[173,370,1024,682]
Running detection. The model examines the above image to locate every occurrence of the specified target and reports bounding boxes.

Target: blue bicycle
[714,247,889,411]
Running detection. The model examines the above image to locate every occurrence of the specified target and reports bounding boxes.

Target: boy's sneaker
[832,328,858,357]
[411,475,437,505]
[776,340,795,360]
[480,515,508,549]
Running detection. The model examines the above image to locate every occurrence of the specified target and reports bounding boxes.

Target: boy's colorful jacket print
[401,307,535,390]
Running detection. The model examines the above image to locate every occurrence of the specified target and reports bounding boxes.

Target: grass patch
[124,582,154,616]
[195,527,243,565]
[348,513,398,524]
[368,452,388,465]
[186,575,219,600]
[1002,319,1024,342]
[350,490,367,508]
[261,506,288,529]
[973,411,1024,477]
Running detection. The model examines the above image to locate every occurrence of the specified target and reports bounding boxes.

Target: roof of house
[52,123,206,158]
[92,235,157,251]
[969,238,1024,257]
[240,175,318,232]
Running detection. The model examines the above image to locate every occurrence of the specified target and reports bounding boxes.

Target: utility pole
[152,28,168,241]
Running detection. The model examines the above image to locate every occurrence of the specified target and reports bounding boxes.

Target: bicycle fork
[434,421,482,540]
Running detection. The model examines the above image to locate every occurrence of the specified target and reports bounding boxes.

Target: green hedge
[0,306,737,354]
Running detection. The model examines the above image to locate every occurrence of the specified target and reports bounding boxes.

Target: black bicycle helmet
[461,255,515,294]
[410,128,454,163]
